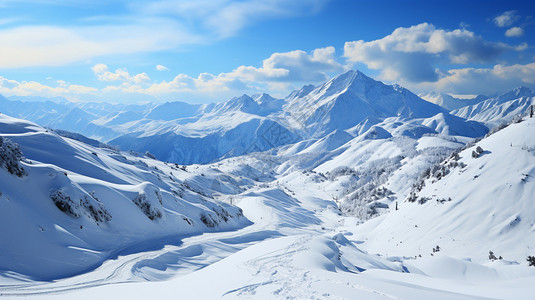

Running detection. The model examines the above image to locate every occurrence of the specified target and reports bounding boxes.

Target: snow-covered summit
[283,70,446,137]
[497,86,534,101]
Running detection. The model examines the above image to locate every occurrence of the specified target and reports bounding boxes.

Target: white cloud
[494,10,519,27]
[229,46,345,82]
[413,62,535,95]
[92,63,150,84]
[0,76,98,100]
[344,23,519,83]
[0,45,345,103]
[139,46,344,99]
[505,27,524,37]
[156,64,169,71]
[95,46,344,102]
[143,72,249,96]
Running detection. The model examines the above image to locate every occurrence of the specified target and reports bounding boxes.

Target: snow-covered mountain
[0,70,490,165]
[110,115,300,164]
[0,114,248,280]
[107,70,491,164]
[2,113,533,299]
[282,70,447,138]
[144,101,203,121]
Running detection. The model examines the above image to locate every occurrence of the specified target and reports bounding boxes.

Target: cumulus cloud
[494,10,519,27]
[344,23,520,83]
[0,45,346,103]
[229,46,345,82]
[156,64,169,71]
[505,27,524,37]
[144,72,250,96]
[92,63,150,84]
[89,47,342,102]
[414,62,535,95]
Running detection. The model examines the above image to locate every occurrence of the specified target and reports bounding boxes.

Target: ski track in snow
[0,215,274,296]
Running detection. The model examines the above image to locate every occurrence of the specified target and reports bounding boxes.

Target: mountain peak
[324,69,373,92]
[252,93,275,104]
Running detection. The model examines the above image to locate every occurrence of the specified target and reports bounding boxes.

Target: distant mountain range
[1,70,533,165]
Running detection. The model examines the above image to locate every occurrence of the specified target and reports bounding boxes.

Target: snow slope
[0,114,249,280]
[1,116,535,299]
[2,117,535,299]
[358,116,535,263]
[3,71,535,298]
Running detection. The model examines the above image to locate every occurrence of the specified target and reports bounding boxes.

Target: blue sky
[0,0,534,103]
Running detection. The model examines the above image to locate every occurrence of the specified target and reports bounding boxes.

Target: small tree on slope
[528,256,535,267]
[0,137,26,177]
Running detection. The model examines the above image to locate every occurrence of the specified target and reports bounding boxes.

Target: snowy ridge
[452,87,535,126]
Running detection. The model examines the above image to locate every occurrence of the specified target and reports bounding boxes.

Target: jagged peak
[252,93,276,104]
[229,94,254,102]
[324,69,371,90]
